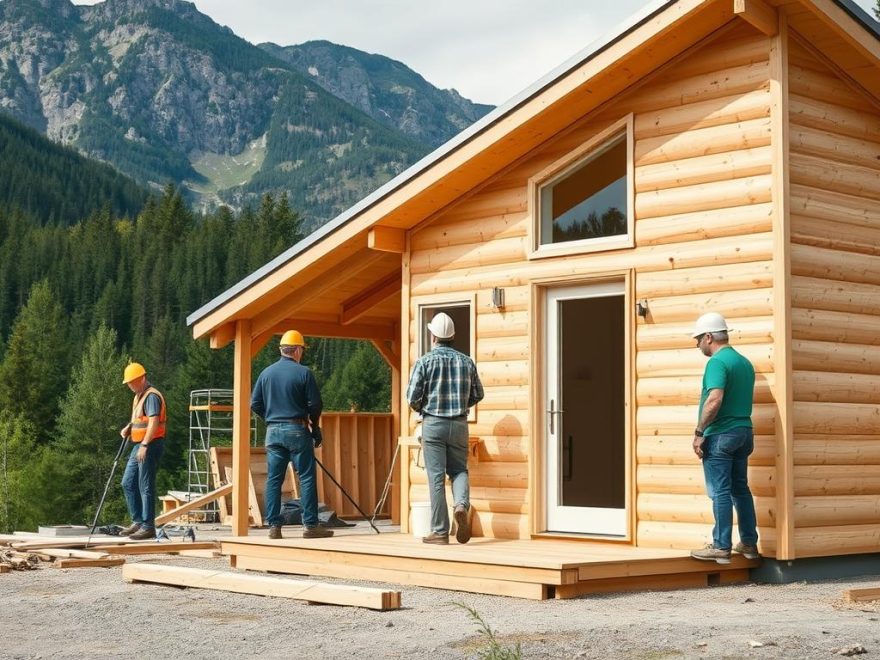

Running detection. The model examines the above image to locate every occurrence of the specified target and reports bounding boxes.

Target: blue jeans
[702,427,758,550]
[121,439,164,530]
[264,423,318,528]
[421,415,470,535]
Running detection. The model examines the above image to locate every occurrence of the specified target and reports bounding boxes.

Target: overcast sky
[73,0,879,106]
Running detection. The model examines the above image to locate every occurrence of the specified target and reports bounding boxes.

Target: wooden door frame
[529,269,636,542]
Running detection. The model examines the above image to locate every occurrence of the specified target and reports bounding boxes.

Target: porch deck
[221,532,758,600]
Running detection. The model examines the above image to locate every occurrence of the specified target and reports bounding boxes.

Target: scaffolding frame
[187,389,259,522]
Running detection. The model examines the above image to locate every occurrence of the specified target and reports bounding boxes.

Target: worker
[407,312,484,545]
[689,312,760,564]
[119,362,166,540]
[251,330,333,540]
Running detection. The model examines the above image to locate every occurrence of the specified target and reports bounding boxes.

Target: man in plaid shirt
[406,312,484,544]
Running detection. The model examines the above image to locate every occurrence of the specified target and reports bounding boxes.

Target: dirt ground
[1,526,878,660]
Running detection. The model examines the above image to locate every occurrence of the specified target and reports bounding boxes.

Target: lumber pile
[123,563,402,611]
[0,529,219,570]
[843,586,880,603]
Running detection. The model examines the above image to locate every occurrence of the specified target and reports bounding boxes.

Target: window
[419,302,471,357]
[531,116,633,257]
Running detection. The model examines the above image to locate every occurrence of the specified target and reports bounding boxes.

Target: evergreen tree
[0,280,69,439]
[323,342,391,412]
[49,324,130,526]
[0,411,44,532]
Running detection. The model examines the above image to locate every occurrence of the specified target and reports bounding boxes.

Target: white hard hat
[427,312,455,339]
[692,312,730,338]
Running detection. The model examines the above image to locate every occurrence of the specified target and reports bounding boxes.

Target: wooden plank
[89,542,218,555]
[154,483,233,526]
[556,571,711,599]
[0,564,10,574]
[178,549,223,558]
[340,271,400,326]
[37,549,110,560]
[232,554,546,600]
[843,586,880,603]
[209,322,236,350]
[123,563,401,610]
[55,557,125,569]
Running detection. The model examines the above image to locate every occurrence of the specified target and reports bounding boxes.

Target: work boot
[119,523,141,536]
[733,542,760,559]
[453,503,473,544]
[690,543,731,564]
[128,527,157,541]
[303,526,333,539]
[268,526,283,540]
[422,532,449,545]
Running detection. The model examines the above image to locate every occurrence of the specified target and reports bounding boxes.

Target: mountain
[0,110,148,224]
[259,40,493,149]
[0,0,493,227]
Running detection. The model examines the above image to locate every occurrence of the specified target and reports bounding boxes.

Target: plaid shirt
[406,345,484,418]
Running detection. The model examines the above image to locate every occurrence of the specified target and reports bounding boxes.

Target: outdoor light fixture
[491,287,505,310]
[635,299,649,317]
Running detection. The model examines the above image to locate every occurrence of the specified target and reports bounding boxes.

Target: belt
[268,418,309,427]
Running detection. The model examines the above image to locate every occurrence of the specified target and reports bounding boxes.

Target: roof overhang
[188,0,880,343]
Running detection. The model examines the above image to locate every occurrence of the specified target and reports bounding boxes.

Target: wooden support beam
[209,322,236,350]
[371,339,400,369]
[154,483,234,526]
[250,330,274,358]
[250,252,387,338]
[341,271,401,326]
[123,563,402,610]
[37,549,110,560]
[368,226,405,253]
[734,0,777,36]
[233,320,252,537]
[266,320,396,342]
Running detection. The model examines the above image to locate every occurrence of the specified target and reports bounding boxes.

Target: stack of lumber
[0,531,219,570]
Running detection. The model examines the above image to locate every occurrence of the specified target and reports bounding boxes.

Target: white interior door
[544,282,627,536]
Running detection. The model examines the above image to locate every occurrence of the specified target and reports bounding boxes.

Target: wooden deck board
[221,533,757,600]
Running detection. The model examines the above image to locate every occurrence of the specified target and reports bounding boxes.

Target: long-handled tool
[314,456,380,534]
[85,432,130,547]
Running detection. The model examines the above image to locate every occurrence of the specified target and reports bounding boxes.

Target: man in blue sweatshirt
[251,330,333,540]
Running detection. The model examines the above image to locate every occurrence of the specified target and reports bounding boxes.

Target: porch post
[390,327,401,523]
[232,320,252,537]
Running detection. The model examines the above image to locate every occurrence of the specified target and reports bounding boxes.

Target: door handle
[547,399,564,434]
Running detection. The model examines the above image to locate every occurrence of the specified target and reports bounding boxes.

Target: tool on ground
[370,443,400,529]
[314,456,380,534]
[156,525,197,542]
[86,432,131,548]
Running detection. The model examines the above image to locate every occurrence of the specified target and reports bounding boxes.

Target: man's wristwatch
[694,429,704,437]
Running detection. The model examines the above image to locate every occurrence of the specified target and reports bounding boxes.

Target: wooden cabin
[187,0,880,597]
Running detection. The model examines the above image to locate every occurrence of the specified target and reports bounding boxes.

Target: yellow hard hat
[279,330,305,347]
[122,362,146,384]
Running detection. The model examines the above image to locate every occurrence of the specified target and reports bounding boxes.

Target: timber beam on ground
[123,563,401,610]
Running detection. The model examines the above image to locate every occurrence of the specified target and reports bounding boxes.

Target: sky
[72,0,880,106]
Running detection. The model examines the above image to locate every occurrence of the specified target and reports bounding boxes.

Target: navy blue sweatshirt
[250,357,322,425]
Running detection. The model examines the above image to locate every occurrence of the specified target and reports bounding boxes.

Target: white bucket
[410,501,431,538]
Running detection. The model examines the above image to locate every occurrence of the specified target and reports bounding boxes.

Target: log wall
[787,38,880,558]
[404,24,782,545]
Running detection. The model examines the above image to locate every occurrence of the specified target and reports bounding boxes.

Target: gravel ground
[1,539,878,660]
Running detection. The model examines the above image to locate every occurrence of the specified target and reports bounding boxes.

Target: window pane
[420,304,470,357]
[540,135,627,245]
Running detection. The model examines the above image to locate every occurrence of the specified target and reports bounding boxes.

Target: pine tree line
[0,187,390,532]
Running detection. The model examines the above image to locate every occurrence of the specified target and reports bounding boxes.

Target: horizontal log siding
[787,40,880,557]
[405,26,778,542]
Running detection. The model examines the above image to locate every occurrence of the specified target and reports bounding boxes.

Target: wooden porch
[221,532,758,600]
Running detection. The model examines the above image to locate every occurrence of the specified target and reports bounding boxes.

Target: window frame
[528,114,635,259]
[415,294,478,422]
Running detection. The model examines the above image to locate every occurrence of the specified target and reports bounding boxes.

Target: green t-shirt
[698,345,755,435]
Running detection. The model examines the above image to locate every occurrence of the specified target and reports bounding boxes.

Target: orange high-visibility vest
[130,386,166,443]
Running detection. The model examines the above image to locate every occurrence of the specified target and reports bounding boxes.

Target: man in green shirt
[689,312,759,564]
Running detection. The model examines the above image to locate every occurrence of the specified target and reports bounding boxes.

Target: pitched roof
[188,0,880,335]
